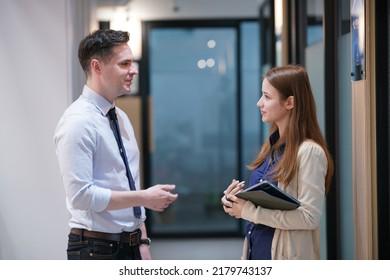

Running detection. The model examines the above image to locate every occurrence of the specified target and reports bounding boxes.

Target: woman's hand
[221,179,246,218]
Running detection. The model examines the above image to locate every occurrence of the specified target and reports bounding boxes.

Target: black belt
[70,228,141,246]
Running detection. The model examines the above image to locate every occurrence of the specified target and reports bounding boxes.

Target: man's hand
[143,184,178,211]
[140,243,152,260]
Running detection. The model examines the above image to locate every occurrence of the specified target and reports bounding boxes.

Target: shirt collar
[269,130,280,146]
[269,129,285,153]
[81,85,114,116]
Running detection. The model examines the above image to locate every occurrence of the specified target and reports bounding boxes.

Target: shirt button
[248,231,251,235]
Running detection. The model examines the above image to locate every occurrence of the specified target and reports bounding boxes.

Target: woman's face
[257,78,293,128]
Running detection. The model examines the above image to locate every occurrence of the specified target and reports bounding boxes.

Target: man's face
[100,44,138,99]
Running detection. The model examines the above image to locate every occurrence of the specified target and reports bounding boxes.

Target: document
[235,180,300,210]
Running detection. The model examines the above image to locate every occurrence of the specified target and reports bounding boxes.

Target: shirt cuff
[92,187,112,212]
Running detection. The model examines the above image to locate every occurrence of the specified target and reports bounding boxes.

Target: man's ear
[90,59,101,74]
[286,96,294,110]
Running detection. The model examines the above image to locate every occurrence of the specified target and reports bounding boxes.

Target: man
[54,29,178,260]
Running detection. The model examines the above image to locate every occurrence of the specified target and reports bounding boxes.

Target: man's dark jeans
[67,233,141,260]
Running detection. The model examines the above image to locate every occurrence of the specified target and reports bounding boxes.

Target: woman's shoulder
[298,140,326,157]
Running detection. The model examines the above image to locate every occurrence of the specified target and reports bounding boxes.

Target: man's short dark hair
[78,29,130,74]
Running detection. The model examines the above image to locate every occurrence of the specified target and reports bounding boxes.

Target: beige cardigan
[240,141,327,260]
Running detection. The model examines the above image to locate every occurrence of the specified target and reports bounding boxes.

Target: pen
[223,181,245,194]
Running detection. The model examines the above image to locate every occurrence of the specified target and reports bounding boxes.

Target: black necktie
[107,107,141,219]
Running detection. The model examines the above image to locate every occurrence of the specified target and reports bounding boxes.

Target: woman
[221,64,334,260]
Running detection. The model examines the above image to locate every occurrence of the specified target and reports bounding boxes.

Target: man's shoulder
[62,98,97,118]
[56,99,99,132]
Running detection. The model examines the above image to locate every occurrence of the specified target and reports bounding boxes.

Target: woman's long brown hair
[248,65,334,194]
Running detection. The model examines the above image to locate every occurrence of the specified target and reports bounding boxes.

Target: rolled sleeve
[92,187,112,212]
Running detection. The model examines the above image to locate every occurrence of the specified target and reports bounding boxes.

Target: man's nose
[129,64,139,75]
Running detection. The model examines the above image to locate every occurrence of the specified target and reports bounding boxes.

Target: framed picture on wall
[351,0,365,81]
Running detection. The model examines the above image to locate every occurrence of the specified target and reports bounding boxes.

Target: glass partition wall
[142,20,261,237]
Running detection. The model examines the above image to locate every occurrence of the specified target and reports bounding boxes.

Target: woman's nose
[257,98,263,108]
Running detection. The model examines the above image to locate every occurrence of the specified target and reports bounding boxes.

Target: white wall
[0,0,259,260]
[0,0,71,259]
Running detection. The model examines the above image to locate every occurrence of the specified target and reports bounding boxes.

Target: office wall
[0,0,71,259]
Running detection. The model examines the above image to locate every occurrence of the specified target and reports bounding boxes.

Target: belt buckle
[129,230,140,246]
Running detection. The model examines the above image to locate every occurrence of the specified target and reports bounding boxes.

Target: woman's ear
[286,96,294,110]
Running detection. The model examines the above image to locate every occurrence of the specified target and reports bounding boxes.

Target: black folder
[235,180,300,210]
